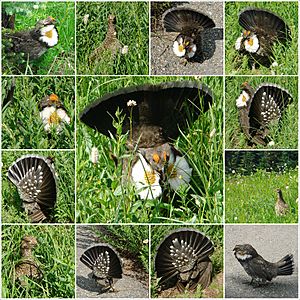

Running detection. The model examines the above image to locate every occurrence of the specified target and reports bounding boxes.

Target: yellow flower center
[144,171,156,185]
[45,29,53,38]
[49,111,61,124]
[167,164,177,179]
[178,44,184,52]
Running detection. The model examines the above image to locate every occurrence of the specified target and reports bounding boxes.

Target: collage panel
[76,76,223,224]
[150,1,223,75]
[151,224,223,298]
[76,1,149,75]
[2,76,75,149]
[225,224,298,298]
[2,224,75,298]
[225,76,298,149]
[2,150,75,224]
[1,1,75,75]
[225,150,298,224]
[76,224,149,298]
[225,1,298,75]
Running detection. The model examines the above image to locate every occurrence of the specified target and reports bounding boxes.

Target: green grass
[2,76,75,149]
[2,150,75,223]
[150,225,223,298]
[225,76,298,149]
[76,76,223,223]
[225,1,298,75]
[225,168,298,223]
[2,224,75,298]
[92,225,149,273]
[76,2,149,75]
[2,2,75,75]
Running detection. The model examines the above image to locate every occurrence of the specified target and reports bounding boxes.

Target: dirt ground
[76,226,149,298]
[151,2,224,75]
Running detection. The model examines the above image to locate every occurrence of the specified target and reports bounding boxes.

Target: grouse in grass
[89,15,122,69]
[15,235,42,286]
[3,16,59,61]
[235,8,291,68]
[162,8,215,62]
[275,188,289,216]
[7,155,57,223]
[236,82,293,146]
[233,244,294,286]
[80,243,123,293]
[39,93,71,133]
[155,228,214,292]
[79,80,213,199]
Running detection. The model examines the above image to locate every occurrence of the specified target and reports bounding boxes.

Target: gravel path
[151,2,223,75]
[225,225,298,298]
[76,226,149,298]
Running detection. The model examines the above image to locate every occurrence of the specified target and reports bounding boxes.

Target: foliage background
[225,1,298,75]
[225,76,298,149]
[2,225,75,298]
[225,151,298,223]
[2,1,75,75]
[2,76,75,149]
[76,2,149,75]
[76,76,223,224]
[2,150,75,223]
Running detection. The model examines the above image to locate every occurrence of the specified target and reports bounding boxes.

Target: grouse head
[235,8,291,67]
[21,235,38,250]
[162,8,215,60]
[80,81,213,199]
[7,155,57,222]
[236,82,293,145]
[39,94,71,133]
[80,243,123,292]
[155,228,214,292]
[233,244,259,261]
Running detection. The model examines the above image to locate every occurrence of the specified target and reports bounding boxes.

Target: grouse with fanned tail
[3,16,59,61]
[162,8,215,61]
[155,228,214,292]
[7,155,57,222]
[235,8,291,68]
[233,244,294,286]
[80,81,213,199]
[80,243,123,293]
[236,82,293,146]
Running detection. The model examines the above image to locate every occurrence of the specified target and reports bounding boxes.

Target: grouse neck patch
[235,252,252,260]
[244,34,259,53]
[39,24,58,47]
[236,90,251,108]
[131,153,162,200]
[40,106,70,133]
[173,40,186,57]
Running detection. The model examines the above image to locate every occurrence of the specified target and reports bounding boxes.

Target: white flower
[235,36,243,50]
[271,61,278,67]
[127,100,137,107]
[39,25,58,47]
[121,45,129,55]
[90,147,99,164]
[267,141,275,146]
[33,5,39,9]
[166,152,192,191]
[236,90,250,108]
[244,35,259,53]
[40,106,70,133]
[209,128,216,138]
[186,43,196,58]
[173,40,185,57]
[83,14,89,25]
[131,153,162,200]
